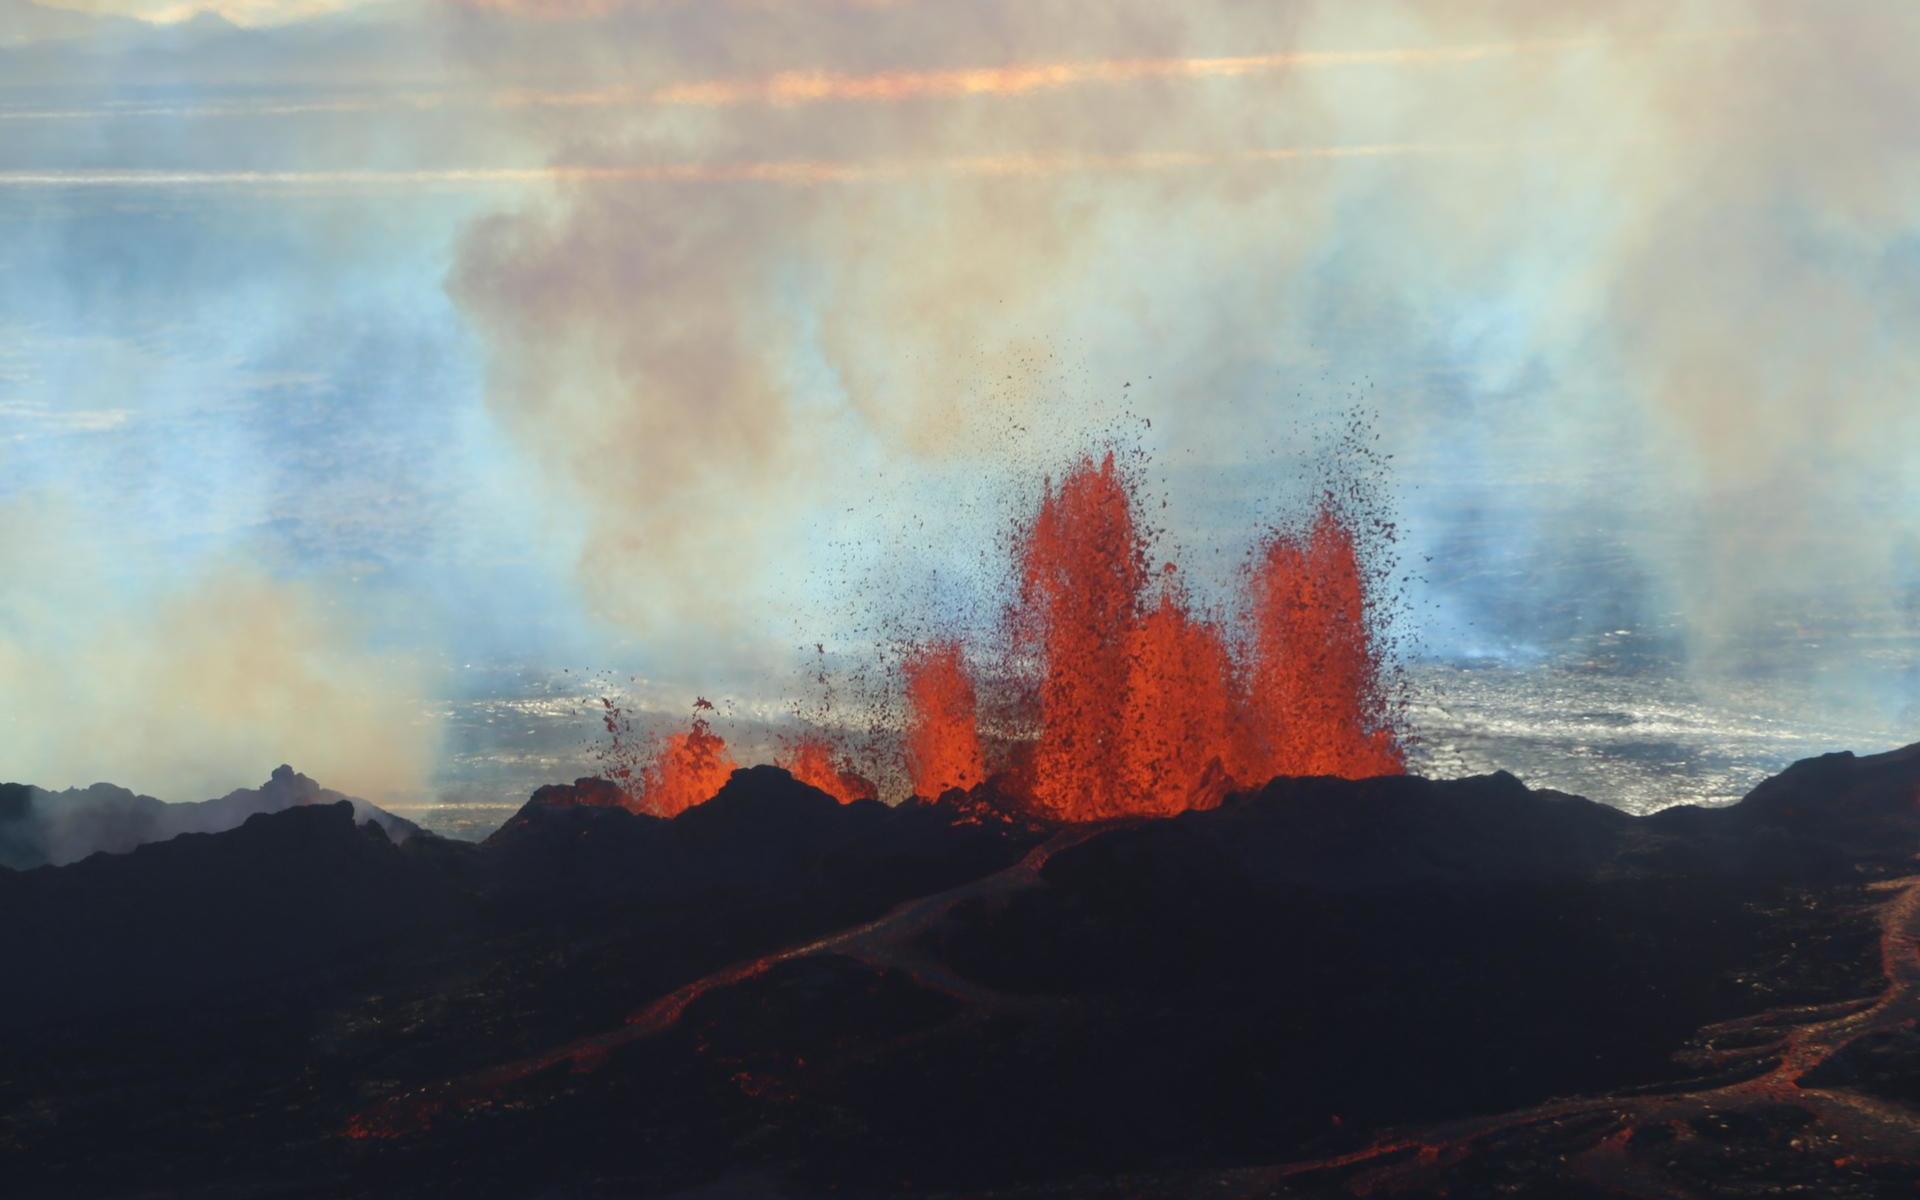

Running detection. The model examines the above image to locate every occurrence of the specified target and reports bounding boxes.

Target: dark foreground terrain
[7,745,1920,1197]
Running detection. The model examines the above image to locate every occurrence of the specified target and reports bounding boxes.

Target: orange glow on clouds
[648,38,1606,108]
[0,143,1511,191]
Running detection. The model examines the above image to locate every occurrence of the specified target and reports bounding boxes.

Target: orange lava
[591,446,1400,821]
[1117,585,1249,815]
[1244,507,1404,780]
[902,641,987,797]
[635,700,739,817]
[778,735,874,804]
[1017,453,1150,819]
[1010,454,1401,820]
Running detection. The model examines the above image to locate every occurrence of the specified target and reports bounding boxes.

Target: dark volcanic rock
[0,800,467,1029]
[0,763,1046,1197]
[1077,770,1634,892]
[522,775,630,809]
[1708,741,1920,845]
[482,766,1039,913]
[1797,1026,1920,1104]
[901,773,1061,831]
[6,745,1920,1199]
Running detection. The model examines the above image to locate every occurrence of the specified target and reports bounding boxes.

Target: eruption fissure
[604,446,1403,821]
[1009,452,1403,819]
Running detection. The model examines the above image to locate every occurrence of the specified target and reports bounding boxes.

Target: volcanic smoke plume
[606,447,1403,821]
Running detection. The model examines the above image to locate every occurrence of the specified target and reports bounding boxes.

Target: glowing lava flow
[902,641,987,798]
[1242,871,1920,1196]
[342,821,1111,1142]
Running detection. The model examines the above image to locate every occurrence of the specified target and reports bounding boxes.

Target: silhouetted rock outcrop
[482,765,1043,918]
[0,800,467,1030]
[1696,741,1920,844]
[0,764,424,869]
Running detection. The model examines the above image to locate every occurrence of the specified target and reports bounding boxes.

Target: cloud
[446,0,904,18]
[0,31,1654,120]
[18,0,1902,709]
[634,35,1632,108]
[1590,11,1920,653]
[0,498,440,805]
[431,0,1919,709]
[29,0,376,27]
[449,173,825,642]
[0,145,1508,189]
[0,400,131,434]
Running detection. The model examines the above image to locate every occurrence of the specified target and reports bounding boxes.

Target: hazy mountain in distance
[0,764,424,869]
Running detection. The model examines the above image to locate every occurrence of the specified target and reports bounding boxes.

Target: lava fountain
[777,735,875,804]
[902,641,988,798]
[1116,584,1250,816]
[1244,506,1403,780]
[599,442,1403,821]
[635,699,739,817]
[1003,452,1404,820]
[1015,453,1150,819]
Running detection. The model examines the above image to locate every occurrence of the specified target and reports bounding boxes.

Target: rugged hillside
[6,747,1920,1198]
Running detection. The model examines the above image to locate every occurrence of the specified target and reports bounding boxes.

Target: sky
[1,0,1917,814]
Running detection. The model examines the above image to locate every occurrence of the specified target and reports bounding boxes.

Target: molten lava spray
[1005,452,1402,820]
[596,696,643,799]
[902,641,987,797]
[1016,453,1149,819]
[1244,507,1403,780]
[778,735,874,804]
[590,438,1402,822]
[1117,585,1250,815]
[635,699,739,817]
